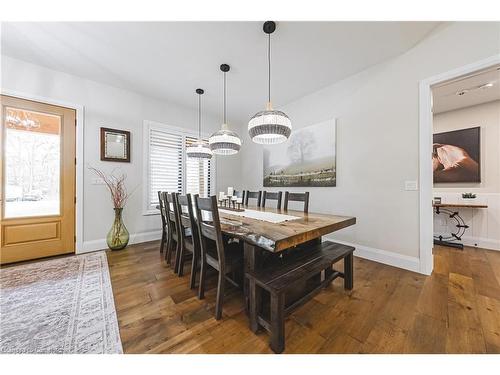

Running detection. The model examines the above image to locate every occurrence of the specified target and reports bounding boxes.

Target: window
[143,121,215,214]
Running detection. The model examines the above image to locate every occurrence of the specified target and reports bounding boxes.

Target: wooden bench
[246,241,355,353]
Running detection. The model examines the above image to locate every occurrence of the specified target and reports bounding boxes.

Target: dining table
[157,202,356,307]
[216,205,356,307]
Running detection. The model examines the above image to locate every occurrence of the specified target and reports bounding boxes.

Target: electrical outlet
[404,180,418,191]
[92,178,105,185]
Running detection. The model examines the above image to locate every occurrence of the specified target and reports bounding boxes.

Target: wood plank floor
[106,242,500,353]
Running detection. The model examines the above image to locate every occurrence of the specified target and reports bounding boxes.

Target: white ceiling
[1,22,440,127]
[432,66,500,114]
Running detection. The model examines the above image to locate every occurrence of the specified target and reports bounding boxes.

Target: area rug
[0,251,122,354]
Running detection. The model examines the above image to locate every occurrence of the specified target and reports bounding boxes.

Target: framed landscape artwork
[263,119,336,187]
[433,126,480,183]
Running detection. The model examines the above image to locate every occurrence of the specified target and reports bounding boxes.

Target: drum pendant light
[208,64,242,156]
[248,21,292,144]
[186,88,212,159]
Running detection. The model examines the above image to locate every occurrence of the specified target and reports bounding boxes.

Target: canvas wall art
[433,126,480,183]
[263,119,336,187]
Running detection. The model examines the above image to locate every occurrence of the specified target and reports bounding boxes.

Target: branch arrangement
[88,166,131,208]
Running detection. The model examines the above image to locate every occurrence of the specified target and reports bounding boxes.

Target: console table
[433,203,488,249]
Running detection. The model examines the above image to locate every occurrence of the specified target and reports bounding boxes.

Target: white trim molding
[418,54,500,276]
[461,236,500,252]
[324,236,421,274]
[0,88,86,254]
[81,230,162,253]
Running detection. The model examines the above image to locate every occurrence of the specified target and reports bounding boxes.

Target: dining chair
[262,191,283,209]
[157,191,168,254]
[284,192,310,213]
[234,190,245,204]
[194,195,244,320]
[175,194,201,289]
[244,190,262,207]
[163,192,181,268]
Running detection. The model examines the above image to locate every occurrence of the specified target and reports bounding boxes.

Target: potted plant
[462,192,477,200]
[89,166,132,250]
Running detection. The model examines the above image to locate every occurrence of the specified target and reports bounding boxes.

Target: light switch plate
[405,180,418,191]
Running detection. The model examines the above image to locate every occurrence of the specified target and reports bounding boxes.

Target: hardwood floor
[106,242,500,353]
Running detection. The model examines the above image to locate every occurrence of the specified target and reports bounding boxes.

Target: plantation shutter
[185,136,212,198]
[148,128,183,210]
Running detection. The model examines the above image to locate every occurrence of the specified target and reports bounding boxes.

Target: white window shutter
[145,124,215,213]
[148,128,183,210]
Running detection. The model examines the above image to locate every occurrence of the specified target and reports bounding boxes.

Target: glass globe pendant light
[209,64,242,156]
[186,88,213,159]
[248,21,292,145]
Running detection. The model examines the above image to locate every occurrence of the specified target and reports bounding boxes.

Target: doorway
[419,55,500,275]
[0,95,76,264]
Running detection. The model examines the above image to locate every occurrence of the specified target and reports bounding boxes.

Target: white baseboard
[324,235,422,274]
[79,230,162,254]
[460,235,500,252]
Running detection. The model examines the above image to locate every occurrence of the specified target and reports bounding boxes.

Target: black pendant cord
[198,94,201,139]
[223,71,227,124]
[268,32,271,103]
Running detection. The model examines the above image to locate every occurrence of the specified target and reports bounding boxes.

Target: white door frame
[418,54,500,275]
[1,89,85,254]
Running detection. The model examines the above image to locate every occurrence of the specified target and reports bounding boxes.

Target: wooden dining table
[157,203,356,306]
[216,206,356,306]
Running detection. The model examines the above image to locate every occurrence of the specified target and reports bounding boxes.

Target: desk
[433,203,488,249]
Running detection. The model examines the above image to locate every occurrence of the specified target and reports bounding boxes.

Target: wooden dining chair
[157,191,168,254]
[194,195,244,320]
[175,194,201,289]
[284,192,310,213]
[163,192,181,268]
[234,190,245,203]
[244,190,262,207]
[262,191,283,209]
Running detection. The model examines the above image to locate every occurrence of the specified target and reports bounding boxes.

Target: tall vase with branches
[89,166,131,250]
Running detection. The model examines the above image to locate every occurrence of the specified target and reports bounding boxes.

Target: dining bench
[246,240,355,353]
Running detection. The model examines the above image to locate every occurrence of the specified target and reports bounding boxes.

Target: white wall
[1,55,241,251]
[238,22,500,271]
[433,100,500,250]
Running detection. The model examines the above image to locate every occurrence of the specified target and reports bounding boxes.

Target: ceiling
[432,66,500,114]
[1,22,440,127]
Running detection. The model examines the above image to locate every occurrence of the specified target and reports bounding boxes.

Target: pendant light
[248,21,292,144]
[186,88,212,159]
[209,64,242,155]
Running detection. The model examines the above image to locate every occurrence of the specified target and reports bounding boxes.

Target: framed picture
[263,119,336,187]
[100,127,130,162]
[433,126,480,183]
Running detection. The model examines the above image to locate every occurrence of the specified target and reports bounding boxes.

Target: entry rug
[0,251,122,354]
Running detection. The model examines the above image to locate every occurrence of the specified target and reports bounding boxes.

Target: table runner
[219,208,300,224]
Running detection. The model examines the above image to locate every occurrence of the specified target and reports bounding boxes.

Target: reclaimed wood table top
[433,203,488,209]
[218,206,356,253]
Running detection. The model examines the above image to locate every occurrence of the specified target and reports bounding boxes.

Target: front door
[0,95,76,264]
